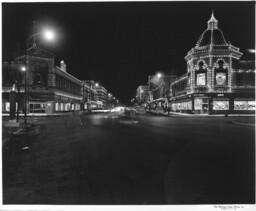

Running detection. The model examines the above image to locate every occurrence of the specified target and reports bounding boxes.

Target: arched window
[195,61,207,86]
[214,60,228,86]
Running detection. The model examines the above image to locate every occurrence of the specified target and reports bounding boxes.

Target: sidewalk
[146,110,255,118]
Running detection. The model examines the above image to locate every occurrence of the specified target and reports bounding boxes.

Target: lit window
[215,72,227,85]
[187,101,192,110]
[194,98,202,110]
[55,103,59,111]
[234,101,255,110]
[213,101,229,110]
[248,101,255,110]
[196,73,206,85]
[5,102,10,112]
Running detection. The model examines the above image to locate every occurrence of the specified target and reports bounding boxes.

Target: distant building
[147,75,177,109]
[82,80,102,109]
[95,85,108,108]
[169,12,255,114]
[136,85,149,104]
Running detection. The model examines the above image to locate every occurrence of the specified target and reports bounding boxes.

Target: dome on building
[195,11,228,47]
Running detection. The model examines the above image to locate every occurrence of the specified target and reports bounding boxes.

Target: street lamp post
[21,67,27,124]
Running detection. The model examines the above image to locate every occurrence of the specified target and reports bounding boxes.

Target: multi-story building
[169,12,255,114]
[136,85,149,105]
[2,45,108,115]
[81,80,101,109]
[2,46,83,115]
[95,85,108,108]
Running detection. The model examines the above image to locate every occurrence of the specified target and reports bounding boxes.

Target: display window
[196,73,206,86]
[234,101,255,110]
[248,101,255,110]
[5,102,10,112]
[65,103,68,111]
[234,101,247,110]
[187,101,192,110]
[30,103,45,113]
[194,98,202,110]
[213,101,229,110]
[216,72,227,85]
[55,103,59,111]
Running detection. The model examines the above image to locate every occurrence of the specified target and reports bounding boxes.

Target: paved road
[2,113,255,204]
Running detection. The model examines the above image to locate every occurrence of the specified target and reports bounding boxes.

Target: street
[2,113,255,205]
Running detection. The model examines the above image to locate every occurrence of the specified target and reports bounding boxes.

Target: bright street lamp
[157,73,162,78]
[21,67,27,124]
[44,30,55,41]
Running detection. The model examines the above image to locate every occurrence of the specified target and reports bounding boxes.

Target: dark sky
[2,1,255,104]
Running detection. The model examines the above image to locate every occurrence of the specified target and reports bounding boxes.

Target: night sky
[2,1,255,104]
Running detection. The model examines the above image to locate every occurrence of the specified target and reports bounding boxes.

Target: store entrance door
[202,98,208,114]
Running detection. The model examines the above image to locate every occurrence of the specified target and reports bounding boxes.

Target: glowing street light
[44,30,55,41]
[157,73,162,78]
[95,83,99,87]
[20,66,28,124]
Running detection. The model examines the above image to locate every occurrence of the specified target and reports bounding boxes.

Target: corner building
[2,46,102,115]
[170,12,255,114]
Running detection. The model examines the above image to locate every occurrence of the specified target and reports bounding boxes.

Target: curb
[146,111,255,118]
[231,121,255,127]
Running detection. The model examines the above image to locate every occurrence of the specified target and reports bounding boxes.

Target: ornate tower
[185,11,243,94]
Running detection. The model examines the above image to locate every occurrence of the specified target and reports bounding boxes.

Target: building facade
[95,85,108,108]
[169,12,255,114]
[2,46,107,115]
[136,85,149,105]
[147,75,177,110]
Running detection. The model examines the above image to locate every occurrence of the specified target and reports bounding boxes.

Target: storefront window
[234,101,247,110]
[65,103,68,111]
[215,72,227,85]
[61,103,64,111]
[187,101,192,110]
[30,103,45,113]
[55,103,59,111]
[234,101,255,110]
[194,98,202,110]
[248,101,255,110]
[196,73,206,86]
[5,102,10,112]
[213,101,229,110]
